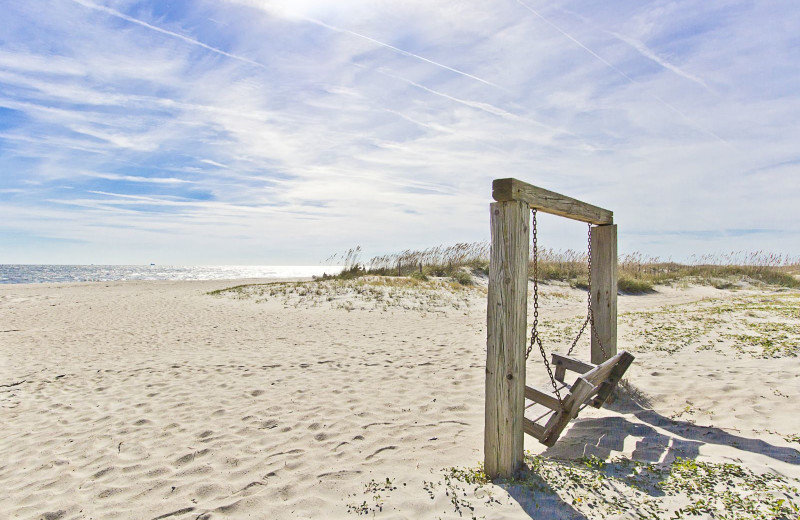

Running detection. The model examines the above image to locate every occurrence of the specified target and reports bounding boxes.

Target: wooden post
[485,200,529,478]
[590,225,617,364]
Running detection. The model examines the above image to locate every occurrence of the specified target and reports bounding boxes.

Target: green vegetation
[619,293,800,358]
[661,458,799,519]
[207,276,482,314]
[346,455,799,519]
[451,270,474,286]
[620,251,800,290]
[618,274,654,294]
[785,433,800,444]
[321,244,799,291]
[346,478,397,515]
[321,243,490,283]
[531,292,800,358]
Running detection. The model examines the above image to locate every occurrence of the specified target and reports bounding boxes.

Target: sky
[1,0,799,265]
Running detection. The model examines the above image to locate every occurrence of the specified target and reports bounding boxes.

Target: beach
[2,277,799,519]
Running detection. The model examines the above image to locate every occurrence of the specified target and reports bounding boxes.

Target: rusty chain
[527,209,564,405]
[528,215,612,408]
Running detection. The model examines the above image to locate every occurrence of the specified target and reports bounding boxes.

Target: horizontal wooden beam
[492,178,613,225]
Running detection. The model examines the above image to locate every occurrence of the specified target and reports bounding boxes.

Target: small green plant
[346,478,397,516]
[569,277,588,290]
[335,264,366,280]
[616,293,800,358]
[409,270,428,281]
[660,457,800,519]
[618,275,653,294]
[451,271,473,286]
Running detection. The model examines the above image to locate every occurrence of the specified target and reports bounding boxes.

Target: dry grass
[620,251,800,290]
[322,244,800,292]
[209,276,485,314]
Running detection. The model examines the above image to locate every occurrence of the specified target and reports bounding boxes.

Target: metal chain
[527,209,564,405]
[567,222,609,360]
[526,208,539,360]
[566,224,593,357]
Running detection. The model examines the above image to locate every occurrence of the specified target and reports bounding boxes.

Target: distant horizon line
[0,263,345,267]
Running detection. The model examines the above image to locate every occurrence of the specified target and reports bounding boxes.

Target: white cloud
[0,0,798,263]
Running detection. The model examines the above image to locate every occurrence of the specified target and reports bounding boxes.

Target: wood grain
[551,353,595,381]
[524,385,561,411]
[525,351,635,446]
[590,224,618,364]
[492,178,613,225]
[485,200,529,478]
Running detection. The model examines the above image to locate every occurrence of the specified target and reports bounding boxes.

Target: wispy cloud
[513,0,732,147]
[79,172,194,184]
[608,31,711,92]
[555,6,713,93]
[70,0,266,69]
[302,17,500,89]
[0,0,798,263]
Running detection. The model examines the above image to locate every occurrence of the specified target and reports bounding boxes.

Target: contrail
[556,6,712,91]
[373,67,519,120]
[609,31,711,92]
[305,17,500,89]
[372,66,575,139]
[71,0,265,69]
[515,0,732,147]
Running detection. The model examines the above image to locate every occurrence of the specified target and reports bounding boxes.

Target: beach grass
[208,275,483,313]
[322,243,800,291]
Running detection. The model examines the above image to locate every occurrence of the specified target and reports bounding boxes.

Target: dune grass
[208,276,482,313]
[321,244,800,292]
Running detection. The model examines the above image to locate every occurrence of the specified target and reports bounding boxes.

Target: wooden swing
[524,351,634,446]
[523,208,635,447]
[485,178,636,478]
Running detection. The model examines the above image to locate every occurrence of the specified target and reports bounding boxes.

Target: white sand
[1,278,799,519]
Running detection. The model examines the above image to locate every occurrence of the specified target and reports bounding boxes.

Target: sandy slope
[1,278,798,519]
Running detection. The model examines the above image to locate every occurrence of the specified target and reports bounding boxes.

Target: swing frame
[485,178,622,478]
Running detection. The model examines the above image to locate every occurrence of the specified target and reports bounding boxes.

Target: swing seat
[523,351,635,447]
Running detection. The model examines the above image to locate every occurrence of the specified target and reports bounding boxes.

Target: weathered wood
[525,385,560,410]
[590,224,617,364]
[493,178,613,225]
[485,200,529,478]
[523,418,546,439]
[551,353,595,381]
[591,351,634,408]
[541,379,593,446]
[523,351,635,446]
[582,352,623,386]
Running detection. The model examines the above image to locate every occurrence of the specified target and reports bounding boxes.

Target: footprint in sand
[365,446,397,460]
[258,420,278,430]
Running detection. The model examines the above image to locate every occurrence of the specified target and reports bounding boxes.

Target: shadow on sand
[546,381,800,465]
[498,382,800,519]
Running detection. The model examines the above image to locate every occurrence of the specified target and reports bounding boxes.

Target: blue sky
[1,0,798,264]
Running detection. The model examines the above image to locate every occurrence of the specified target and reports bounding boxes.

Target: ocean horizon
[0,264,344,285]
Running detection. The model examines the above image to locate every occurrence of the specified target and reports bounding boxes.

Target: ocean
[0,265,343,284]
